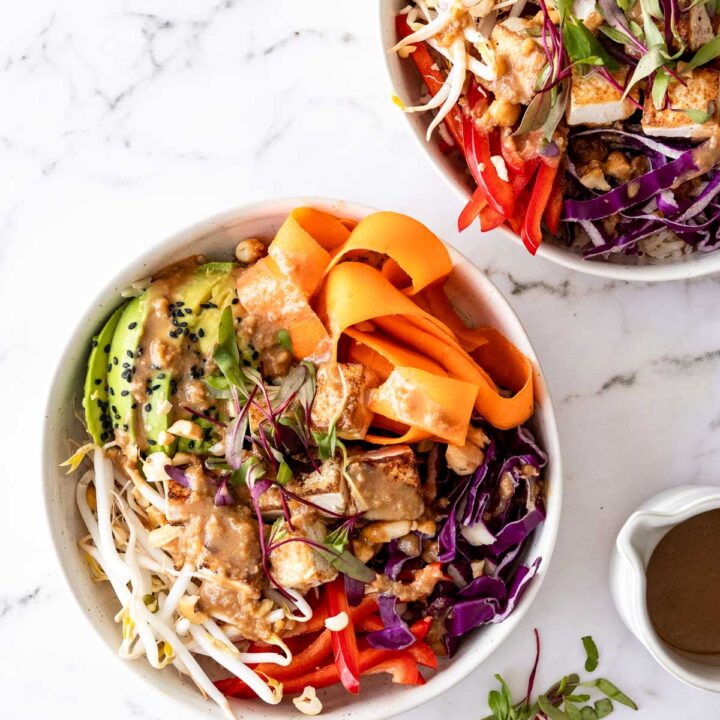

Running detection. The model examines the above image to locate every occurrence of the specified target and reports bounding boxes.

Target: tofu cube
[642,68,720,139]
[567,68,639,126]
[346,445,424,522]
[268,507,337,591]
[258,458,349,516]
[490,18,547,105]
[311,362,379,440]
[676,2,714,52]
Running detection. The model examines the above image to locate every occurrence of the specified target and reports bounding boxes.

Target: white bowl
[43,197,562,719]
[610,485,720,693]
[378,2,720,282]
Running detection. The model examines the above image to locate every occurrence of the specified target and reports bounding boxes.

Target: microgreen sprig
[481,632,637,720]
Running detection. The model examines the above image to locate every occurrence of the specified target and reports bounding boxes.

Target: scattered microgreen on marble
[481,633,637,720]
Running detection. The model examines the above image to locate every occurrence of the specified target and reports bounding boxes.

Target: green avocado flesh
[142,371,173,452]
[87,261,238,452]
[106,293,149,443]
[83,304,127,444]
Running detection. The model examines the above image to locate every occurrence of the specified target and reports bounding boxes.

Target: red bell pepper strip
[285,593,377,636]
[327,577,361,694]
[479,204,505,232]
[510,158,540,196]
[395,14,463,148]
[407,640,437,670]
[218,647,425,698]
[462,117,515,218]
[542,167,563,234]
[217,631,333,692]
[522,162,559,255]
[365,654,425,685]
[458,186,488,232]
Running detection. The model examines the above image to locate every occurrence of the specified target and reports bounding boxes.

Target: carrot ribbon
[235,207,535,439]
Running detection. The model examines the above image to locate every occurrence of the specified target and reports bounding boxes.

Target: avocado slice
[106,293,149,443]
[104,262,239,451]
[83,303,127,444]
[142,371,174,453]
[193,272,240,355]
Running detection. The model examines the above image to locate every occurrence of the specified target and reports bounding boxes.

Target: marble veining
[1,1,720,719]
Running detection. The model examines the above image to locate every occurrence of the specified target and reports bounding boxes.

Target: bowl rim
[42,196,563,719]
[376,1,720,283]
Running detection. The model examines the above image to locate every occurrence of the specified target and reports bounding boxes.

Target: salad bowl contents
[45,200,560,719]
[385,0,720,276]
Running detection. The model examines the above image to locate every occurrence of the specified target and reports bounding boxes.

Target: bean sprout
[75,447,313,716]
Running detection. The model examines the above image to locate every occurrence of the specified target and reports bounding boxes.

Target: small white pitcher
[610,485,720,693]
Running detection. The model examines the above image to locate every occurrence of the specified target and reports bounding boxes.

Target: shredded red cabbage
[214,476,235,506]
[563,146,699,221]
[367,594,416,650]
[344,573,365,607]
[164,464,190,488]
[416,425,547,650]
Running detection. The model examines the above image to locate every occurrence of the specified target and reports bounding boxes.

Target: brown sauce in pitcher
[646,509,720,655]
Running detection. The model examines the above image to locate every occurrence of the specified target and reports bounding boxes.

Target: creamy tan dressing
[646,509,720,656]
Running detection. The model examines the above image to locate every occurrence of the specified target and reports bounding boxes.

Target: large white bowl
[379,1,720,282]
[43,197,562,719]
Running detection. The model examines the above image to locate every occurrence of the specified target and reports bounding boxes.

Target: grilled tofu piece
[675,1,714,52]
[166,465,262,583]
[642,68,720,139]
[181,506,261,583]
[490,18,547,105]
[268,505,337,591]
[311,362,379,440]
[258,458,350,516]
[346,445,424,522]
[567,68,638,126]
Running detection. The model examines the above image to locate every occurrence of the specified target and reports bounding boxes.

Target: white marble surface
[2,1,720,718]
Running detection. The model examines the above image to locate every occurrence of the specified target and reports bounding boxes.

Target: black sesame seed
[94,378,101,385]
[189,334,198,343]
[127,350,134,359]
[231,298,239,305]
[144,403,152,412]
[176,301,185,307]
[91,339,98,349]
[103,343,111,353]
[122,362,130,369]
[128,322,137,330]
[184,307,192,315]
[157,372,166,379]
[109,387,115,396]
[198,328,205,338]
[169,331,177,338]
[114,423,119,429]
[123,423,129,432]
[151,384,160,391]
[121,390,129,397]
[131,402,138,409]
[179,321,188,328]
[107,363,112,372]
[148,438,156,445]
[188,440,196,449]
